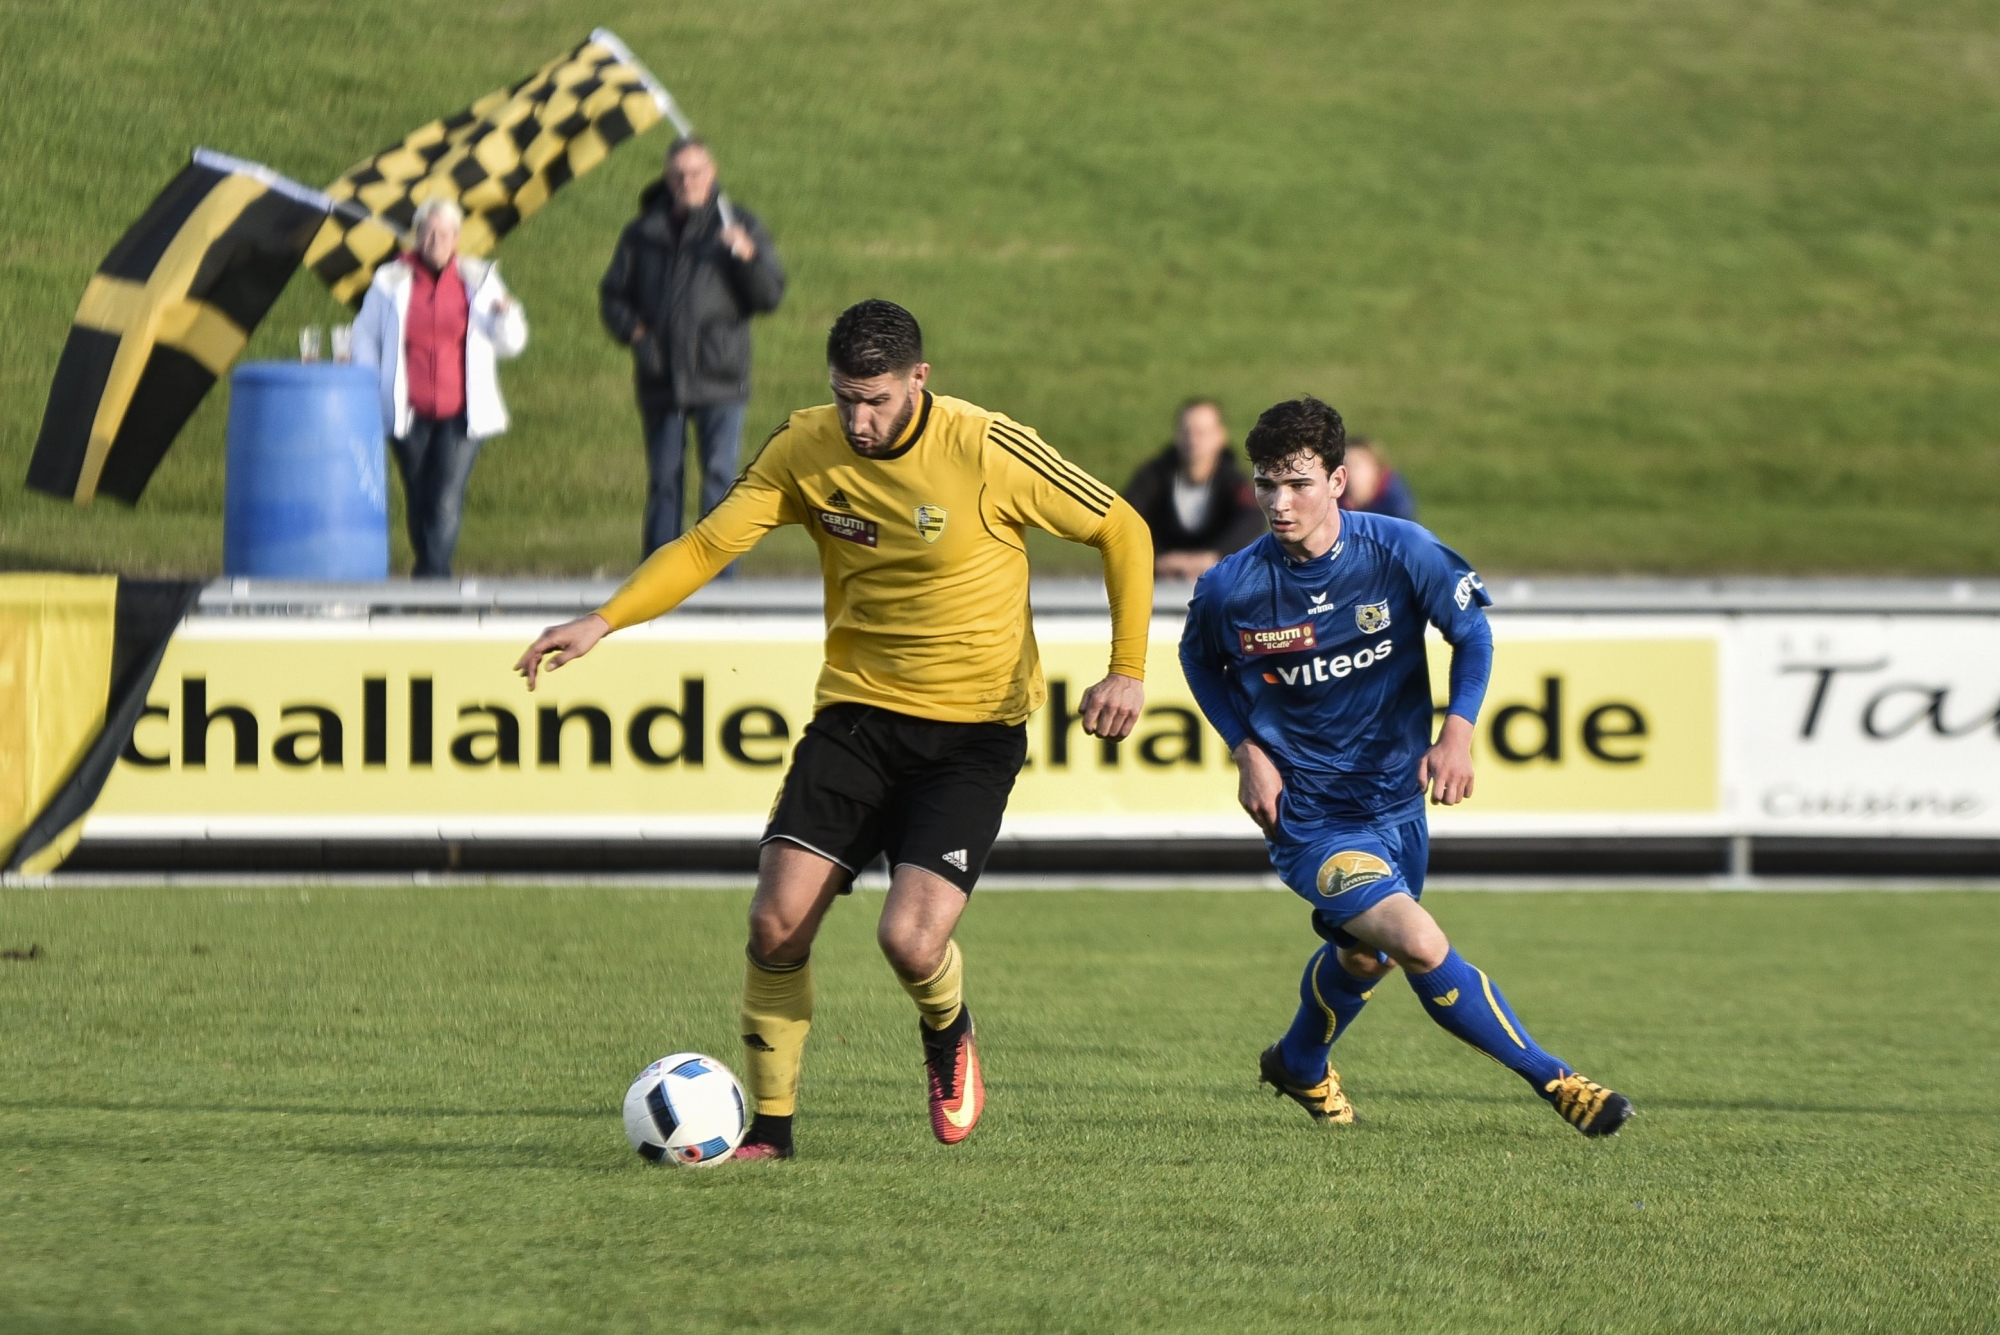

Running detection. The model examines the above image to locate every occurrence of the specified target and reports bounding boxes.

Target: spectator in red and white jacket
[353,200,529,578]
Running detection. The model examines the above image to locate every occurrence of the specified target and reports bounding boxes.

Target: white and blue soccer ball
[622,1053,747,1167]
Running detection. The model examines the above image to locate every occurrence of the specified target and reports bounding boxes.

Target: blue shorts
[1268,815,1429,950]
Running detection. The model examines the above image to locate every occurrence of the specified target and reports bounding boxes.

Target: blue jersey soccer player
[1179,397,1632,1137]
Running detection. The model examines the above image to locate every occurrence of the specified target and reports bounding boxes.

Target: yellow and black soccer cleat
[1543,1073,1634,1137]
[1259,1044,1357,1124]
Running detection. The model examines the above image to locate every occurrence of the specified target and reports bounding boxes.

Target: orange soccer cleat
[922,1009,984,1144]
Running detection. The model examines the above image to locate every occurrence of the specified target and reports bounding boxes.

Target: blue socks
[1405,948,1568,1091]
[1275,943,1573,1100]
[1276,945,1379,1083]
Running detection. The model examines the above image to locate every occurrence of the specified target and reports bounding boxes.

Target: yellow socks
[740,942,960,1117]
[740,953,813,1116]
[899,938,965,1031]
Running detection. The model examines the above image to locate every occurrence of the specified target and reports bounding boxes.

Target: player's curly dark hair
[1244,396,1346,475]
[826,300,925,378]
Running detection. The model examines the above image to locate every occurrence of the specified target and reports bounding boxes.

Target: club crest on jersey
[1239,622,1318,656]
[914,505,948,544]
[815,509,878,547]
[1316,850,1394,899]
[1355,601,1391,634]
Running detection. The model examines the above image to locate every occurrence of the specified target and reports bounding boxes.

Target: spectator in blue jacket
[1339,436,1419,521]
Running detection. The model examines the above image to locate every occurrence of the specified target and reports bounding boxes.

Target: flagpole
[588,28,738,229]
[191,148,340,217]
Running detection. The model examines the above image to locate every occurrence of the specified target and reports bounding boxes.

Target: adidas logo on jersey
[825,488,853,511]
[942,849,969,872]
[1261,638,1394,685]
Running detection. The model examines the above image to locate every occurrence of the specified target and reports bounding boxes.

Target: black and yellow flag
[27,149,335,506]
[1,574,198,875]
[307,28,682,308]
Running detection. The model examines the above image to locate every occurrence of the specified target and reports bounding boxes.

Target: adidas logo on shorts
[942,849,969,872]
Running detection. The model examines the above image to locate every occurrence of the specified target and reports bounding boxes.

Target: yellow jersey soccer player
[517,300,1153,1159]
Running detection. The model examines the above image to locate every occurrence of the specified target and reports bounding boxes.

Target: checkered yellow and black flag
[27,149,336,506]
[307,28,682,308]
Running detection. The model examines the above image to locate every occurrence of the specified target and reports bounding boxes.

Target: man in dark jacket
[600,137,785,554]
[1123,399,1266,582]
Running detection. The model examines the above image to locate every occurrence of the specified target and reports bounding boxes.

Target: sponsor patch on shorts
[815,509,879,547]
[1239,622,1317,656]
[1316,850,1394,899]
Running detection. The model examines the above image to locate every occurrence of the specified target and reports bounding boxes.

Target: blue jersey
[1179,512,1494,828]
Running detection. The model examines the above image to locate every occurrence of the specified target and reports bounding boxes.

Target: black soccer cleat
[1542,1073,1634,1138]
[1259,1043,1357,1124]
[733,1112,795,1160]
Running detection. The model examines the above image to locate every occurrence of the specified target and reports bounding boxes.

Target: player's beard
[844,391,917,457]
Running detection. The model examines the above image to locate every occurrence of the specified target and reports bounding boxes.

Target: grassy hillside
[3,0,1999,577]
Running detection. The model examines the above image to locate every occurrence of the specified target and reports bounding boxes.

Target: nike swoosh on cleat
[940,1057,979,1129]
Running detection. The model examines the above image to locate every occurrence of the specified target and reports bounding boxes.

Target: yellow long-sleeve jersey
[596,391,1155,725]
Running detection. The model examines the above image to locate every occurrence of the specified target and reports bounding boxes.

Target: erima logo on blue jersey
[1261,639,1395,685]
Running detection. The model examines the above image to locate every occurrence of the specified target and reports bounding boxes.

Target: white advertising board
[1733,618,2000,836]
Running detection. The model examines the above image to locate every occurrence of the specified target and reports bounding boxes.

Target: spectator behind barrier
[1122,399,1266,582]
[1339,436,1418,521]
[352,199,529,579]
[600,136,786,556]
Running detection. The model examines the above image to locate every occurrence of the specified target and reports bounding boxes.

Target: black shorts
[762,703,1028,893]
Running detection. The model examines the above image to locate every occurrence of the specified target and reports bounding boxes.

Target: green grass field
[4,1,2000,577]
[0,885,1993,1333]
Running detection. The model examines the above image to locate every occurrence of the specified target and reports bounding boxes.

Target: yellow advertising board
[90,616,1719,836]
[1435,634,1716,814]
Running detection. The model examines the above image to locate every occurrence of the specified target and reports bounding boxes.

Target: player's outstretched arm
[1419,714,1476,805]
[515,613,610,692]
[514,442,797,690]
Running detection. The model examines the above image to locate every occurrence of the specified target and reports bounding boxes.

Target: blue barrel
[223,362,387,580]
